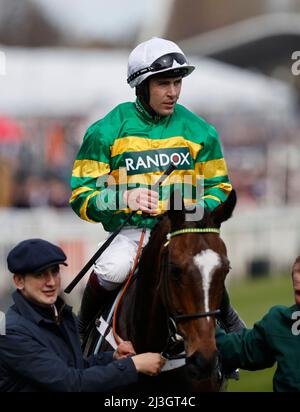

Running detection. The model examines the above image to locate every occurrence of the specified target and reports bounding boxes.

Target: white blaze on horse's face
[193,249,221,320]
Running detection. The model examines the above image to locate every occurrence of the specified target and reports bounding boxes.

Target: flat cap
[7,238,68,274]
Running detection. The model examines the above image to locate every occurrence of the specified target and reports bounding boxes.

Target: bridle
[161,228,221,360]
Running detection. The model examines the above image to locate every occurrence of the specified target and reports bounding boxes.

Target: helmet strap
[136,80,159,119]
[135,81,149,104]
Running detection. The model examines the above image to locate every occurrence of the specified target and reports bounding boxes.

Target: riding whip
[64,163,177,293]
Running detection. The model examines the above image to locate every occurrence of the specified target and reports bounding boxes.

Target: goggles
[127,53,188,84]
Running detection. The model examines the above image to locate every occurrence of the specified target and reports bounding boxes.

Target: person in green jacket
[69,37,244,339]
[217,256,300,392]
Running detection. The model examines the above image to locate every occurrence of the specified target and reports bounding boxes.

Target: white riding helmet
[127,37,195,88]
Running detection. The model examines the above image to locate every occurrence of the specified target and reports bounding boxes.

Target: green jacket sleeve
[69,123,121,225]
[216,317,276,371]
[196,124,232,211]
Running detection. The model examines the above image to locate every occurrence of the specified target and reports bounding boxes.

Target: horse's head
[160,190,236,380]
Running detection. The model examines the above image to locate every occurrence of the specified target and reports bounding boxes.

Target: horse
[83,189,237,392]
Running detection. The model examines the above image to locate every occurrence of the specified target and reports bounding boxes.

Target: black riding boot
[78,272,115,342]
[218,287,246,333]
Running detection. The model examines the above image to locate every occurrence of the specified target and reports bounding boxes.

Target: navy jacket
[0,291,138,392]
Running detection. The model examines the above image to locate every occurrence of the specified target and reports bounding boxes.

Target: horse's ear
[167,190,185,231]
[212,189,237,226]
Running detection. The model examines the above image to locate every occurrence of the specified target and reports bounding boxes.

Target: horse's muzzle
[186,351,219,381]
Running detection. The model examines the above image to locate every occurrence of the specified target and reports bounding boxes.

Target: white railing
[1,206,299,310]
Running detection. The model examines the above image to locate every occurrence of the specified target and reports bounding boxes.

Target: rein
[112,225,146,344]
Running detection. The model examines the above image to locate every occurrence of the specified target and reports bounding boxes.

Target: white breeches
[93,227,151,290]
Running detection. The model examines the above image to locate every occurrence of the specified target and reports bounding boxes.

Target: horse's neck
[130,221,170,352]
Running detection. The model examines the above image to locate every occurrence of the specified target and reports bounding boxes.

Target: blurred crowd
[201,110,300,208]
[0,115,83,208]
[0,111,300,210]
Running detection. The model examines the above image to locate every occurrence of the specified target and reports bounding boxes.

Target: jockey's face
[14,265,61,307]
[149,76,182,116]
[292,263,300,307]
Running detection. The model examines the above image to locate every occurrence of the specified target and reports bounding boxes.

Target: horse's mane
[146,214,168,246]
[137,215,169,279]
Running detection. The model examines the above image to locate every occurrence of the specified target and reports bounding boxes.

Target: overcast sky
[33,0,154,42]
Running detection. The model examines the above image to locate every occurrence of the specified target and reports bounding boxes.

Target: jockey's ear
[212,189,237,227]
[167,190,185,231]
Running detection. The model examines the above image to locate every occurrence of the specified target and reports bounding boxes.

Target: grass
[225,273,293,392]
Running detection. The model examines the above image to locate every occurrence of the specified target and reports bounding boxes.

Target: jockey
[69,37,245,339]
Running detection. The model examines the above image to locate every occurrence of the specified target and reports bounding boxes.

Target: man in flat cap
[0,238,165,392]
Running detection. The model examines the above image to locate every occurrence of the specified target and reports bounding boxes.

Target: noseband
[161,228,221,360]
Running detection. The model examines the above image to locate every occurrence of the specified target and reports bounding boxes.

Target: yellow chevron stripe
[72,159,110,178]
[216,182,232,193]
[203,195,221,203]
[69,186,93,204]
[111,136,202,159]
[195,158,228,179]
[110,168,202,187]
[80,191,100,223]
[115,198,198,216]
